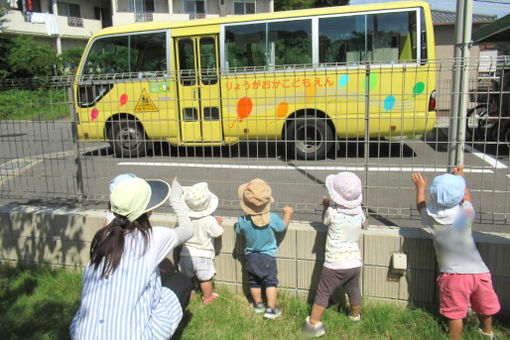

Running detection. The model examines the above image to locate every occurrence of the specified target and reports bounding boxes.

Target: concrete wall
[1,204,509,313]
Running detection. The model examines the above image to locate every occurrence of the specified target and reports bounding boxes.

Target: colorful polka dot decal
[223,75,427,126]
[276,102,289,118]
[120,93,128,106]
[90,108,98,121]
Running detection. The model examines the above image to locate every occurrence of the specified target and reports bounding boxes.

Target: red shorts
[437,273,500,320]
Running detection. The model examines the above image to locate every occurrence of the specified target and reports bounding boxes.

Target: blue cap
[109,173,137,194]
[430,174,465,209]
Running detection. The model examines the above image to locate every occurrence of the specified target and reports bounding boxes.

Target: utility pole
[448,0,474,169]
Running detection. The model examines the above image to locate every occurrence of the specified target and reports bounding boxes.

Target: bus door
[175,36,222,143]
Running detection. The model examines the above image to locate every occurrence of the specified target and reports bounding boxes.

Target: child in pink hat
[412,166,500,340]
[302,172,365,338]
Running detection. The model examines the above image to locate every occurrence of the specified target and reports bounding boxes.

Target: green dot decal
[413,82,425,97]
[363,73,378,92]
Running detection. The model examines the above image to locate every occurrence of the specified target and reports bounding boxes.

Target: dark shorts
[161,272,194,311]
[245,253,279,288]
[314,266,362,308]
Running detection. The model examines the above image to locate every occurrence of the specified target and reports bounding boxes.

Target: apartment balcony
[112,12,218,26]
[4,10,102,39]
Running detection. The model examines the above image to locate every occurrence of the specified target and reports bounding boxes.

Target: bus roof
[93,1,430,38]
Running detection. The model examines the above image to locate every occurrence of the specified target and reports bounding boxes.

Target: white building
[1,0,273,53]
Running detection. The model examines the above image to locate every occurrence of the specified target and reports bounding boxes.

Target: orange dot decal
[276,102,289,118]
[237,97,253,121]
[305,86,316,103]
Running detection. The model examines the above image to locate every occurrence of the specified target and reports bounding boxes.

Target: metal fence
[0,57,508,227]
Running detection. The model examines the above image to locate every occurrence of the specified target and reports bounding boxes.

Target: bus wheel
[109,119,146,157]
[287,117,334,160]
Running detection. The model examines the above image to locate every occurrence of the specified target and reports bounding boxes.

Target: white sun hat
[182,182,219,218]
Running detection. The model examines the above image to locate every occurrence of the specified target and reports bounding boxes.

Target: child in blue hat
[412,166,500,340]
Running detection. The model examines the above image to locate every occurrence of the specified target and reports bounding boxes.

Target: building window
[184,0,205,14]
[57,2,81,17]
[233,1,255,15]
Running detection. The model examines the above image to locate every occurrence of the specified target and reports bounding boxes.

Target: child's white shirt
[323,207,364,270]
[180,215,223,259]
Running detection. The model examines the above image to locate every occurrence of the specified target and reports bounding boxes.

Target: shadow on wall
[0,204,88,268]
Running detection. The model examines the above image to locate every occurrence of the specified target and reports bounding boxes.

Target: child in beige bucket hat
[236,178,293,319]
[178,182,224,305]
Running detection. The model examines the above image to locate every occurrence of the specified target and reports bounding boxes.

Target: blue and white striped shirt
[70,227,182,340]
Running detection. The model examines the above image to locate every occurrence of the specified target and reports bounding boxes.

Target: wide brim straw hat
[325,172,363,215]
[110,177,170,222]
[182,182,219,218]
[238,178,274,227]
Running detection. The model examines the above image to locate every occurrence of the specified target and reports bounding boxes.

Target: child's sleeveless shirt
[323,207,365,269]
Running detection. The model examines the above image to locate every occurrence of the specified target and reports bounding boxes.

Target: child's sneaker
[202,293,219,305]
[263,306,282,319]
[478,328,497,339]
[250,301,265,313]
[348,313,361,322]
[301,316,326,338]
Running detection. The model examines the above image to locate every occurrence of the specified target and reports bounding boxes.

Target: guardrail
[0,58,508,226]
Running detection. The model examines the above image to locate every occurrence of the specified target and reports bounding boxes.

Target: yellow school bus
[75,1,436,159]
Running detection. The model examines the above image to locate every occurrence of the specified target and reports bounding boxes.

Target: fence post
[448,0,473,168]
[68,83,84,200]
[363,64,370,228]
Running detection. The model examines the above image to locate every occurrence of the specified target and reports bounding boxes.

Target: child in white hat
[178,182,224,305]
[412,166,500,340]
[302,172,365,338]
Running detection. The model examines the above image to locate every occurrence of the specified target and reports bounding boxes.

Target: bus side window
[131,32,167,75]
[319,15,364,64]
[178,39,196,86]
[367,11,417,63]
[200,37,217,85]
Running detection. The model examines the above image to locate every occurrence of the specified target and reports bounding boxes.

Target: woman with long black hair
[70,177,194,340]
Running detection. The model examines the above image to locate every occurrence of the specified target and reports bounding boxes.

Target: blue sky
[349,0,510,17]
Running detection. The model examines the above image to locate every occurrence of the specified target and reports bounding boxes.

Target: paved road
[1,121,509,232]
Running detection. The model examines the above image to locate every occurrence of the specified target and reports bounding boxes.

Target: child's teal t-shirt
[235,212,286,256]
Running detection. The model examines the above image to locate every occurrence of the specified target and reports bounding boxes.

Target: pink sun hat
[325,172,363,215]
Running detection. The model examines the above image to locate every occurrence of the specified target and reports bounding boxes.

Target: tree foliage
[275,0,349,11]
[7,36,59,78]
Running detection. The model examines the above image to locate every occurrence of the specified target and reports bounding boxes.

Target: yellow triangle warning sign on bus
[135,89,159,113]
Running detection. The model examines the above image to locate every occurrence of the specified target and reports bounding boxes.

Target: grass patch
[0,88,70,121]
[0,263,508,340]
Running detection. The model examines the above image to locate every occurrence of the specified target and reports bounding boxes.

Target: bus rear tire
[287,117,334,160]
[109,119,147,157]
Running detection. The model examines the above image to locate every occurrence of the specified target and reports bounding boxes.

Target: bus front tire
[109,119,147,157]
[287,117,334,160]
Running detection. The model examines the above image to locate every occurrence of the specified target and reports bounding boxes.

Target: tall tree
[275,0,349,11]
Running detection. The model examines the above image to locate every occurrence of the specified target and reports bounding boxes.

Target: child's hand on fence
[322,196,330,208]
[283,206,294,215]
[412,172,427,191]
[453,165,465,177]
[216,216,223,225]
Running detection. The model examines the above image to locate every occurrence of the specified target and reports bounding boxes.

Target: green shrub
[0,88,69,120]
[7,36,59,78]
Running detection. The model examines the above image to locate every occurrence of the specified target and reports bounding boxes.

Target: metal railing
[0,58,508,226]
